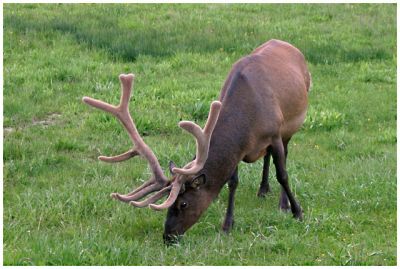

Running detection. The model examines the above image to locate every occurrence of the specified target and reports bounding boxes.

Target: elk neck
[199,109,247,198]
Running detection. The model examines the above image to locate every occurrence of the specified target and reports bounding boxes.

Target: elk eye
[180,202,188,209]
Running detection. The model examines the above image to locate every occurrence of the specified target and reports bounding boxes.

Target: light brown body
[218,39,310,163]
[163,40,311,241]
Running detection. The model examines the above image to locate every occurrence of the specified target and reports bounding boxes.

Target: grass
[3,3,397,266]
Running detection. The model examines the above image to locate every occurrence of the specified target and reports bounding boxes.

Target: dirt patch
[32,113,62,127]
[4,127,15,135]
[4,113,63,137]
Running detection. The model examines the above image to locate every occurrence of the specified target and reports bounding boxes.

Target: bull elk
[83,39,311,244]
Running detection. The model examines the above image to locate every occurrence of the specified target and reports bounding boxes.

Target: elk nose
[163,232,180,245]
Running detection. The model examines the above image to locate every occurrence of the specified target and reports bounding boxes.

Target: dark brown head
[163,162,213,244]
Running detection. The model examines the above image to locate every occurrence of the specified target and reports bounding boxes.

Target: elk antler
[82,74,169,203]
[172,101,222,175]
[148,101,222,210]
[83,74,222,211]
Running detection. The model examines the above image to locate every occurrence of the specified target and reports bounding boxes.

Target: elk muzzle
[163,232,182,245]
[163,221,185,245]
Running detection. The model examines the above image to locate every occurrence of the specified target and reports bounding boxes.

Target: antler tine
[111,181,161,202]
[149,180,183,210]
[129,185,172,208]
[83,74,169,201]
[111,178,153,198]
[172,101,222,176]
[99,149,140,163]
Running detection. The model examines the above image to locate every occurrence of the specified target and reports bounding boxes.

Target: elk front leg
[257,147,272,197]
[222,167,238,232]
[272,138,302,220]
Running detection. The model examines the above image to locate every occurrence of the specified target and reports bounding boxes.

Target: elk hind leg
[257,147,272,197]
[279,139,290,211]
[272,138,302,220]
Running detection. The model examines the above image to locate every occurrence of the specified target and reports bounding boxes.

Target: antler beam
[83,74,169,203]
[148,100,222,210]
[172,101,222,175]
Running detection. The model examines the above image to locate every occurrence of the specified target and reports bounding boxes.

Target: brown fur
[164,39,310,243]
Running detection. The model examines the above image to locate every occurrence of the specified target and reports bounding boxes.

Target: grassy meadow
[3,4,397,265]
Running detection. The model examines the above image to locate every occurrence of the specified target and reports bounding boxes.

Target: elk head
[83,74,222,244]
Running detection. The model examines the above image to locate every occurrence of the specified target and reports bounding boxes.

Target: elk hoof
[257,186,270,198]
[222,219,234,233]
[279,197,290,211]
[257,189,269,198]
[279,203,290,212]
[293,210,303,221]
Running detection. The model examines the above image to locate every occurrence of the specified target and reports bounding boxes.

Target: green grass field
[3,3,397,265]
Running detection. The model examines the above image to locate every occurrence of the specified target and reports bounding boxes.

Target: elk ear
[169,161,177,175]
[190,174,206,189]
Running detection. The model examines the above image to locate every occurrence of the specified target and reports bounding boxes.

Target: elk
[83,39,311,244]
